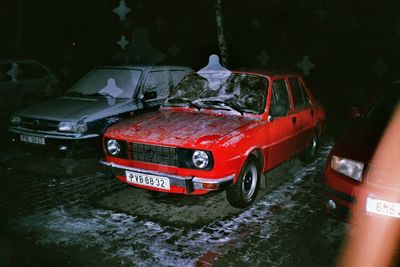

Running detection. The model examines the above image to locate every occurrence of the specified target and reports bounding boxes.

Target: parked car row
[6,55,325,208]
[9,65,192,157]
[9,55,399,216]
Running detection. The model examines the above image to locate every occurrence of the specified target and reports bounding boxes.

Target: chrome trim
[9,127,98,140]
[192,175,234,184]
[100,159,190,180]
[99,159,234,191]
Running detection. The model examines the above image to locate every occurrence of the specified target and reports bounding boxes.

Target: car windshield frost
[67,69,142,99]
[166,73,268,114]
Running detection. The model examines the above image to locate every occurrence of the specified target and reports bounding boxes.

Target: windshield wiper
[197,100,244,115]
[87,92,115,98]
[65,91,87,97]
[165,98,201,110]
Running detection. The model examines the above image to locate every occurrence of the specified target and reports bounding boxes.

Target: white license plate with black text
[366,197,400,218]
[20,135,45,145]
[125,170,170,190]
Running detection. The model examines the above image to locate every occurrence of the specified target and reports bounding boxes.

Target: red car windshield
[166,73,268,114]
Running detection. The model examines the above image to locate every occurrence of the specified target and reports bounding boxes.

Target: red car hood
[105,109,256,149]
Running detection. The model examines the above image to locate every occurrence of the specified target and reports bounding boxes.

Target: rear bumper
[99,159,234,195]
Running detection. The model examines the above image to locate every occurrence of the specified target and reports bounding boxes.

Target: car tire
[226,156,260,208]
[299,129,319,162]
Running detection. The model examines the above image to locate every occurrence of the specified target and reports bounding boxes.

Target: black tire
[226,156,260,208]
[299,131,318,162]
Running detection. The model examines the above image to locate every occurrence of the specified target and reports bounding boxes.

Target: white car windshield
[67,68,142,99]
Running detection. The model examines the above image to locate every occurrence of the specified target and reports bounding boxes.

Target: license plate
[366,197,400,218]
[20,135,45,145]
[125,170,170,190]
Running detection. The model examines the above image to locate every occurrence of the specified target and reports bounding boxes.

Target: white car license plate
[20,135,45,145]
[125,170,170,190]
[366,197,400,218]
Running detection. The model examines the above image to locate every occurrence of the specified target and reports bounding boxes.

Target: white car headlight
[58,121,87,133]
[192,150,209,169]
[107,139,121,156]
[9,115,21,125]
[331,155,365,181]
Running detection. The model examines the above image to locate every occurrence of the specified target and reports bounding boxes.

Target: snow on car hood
[105,109,257,149]
[16,96,138,122]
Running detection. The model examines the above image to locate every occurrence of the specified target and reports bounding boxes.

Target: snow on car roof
[97,65,193,71]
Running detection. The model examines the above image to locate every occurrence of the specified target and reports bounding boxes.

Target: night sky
[2,0,400,114]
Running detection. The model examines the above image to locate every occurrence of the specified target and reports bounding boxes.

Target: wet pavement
[0,139,348,267]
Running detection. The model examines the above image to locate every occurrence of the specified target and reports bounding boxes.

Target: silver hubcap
[310,135,317,155]
[241,163,258,202]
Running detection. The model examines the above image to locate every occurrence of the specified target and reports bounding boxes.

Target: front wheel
[226,157,260,208]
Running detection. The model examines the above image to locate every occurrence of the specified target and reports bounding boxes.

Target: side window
[170,70,188,87]
[143,70,170,99]
[270,79,290,117]
[289,78,310,110]
[18,63,49,80]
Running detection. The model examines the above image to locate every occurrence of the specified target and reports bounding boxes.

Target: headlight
[192,150,209,169]
[107,139,121,156]
[9,115,21,125]
[58,121,87,133]
[331,155,365,181]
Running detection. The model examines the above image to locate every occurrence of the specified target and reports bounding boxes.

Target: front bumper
[9,128,101,158]
[99,159,235,195]
[324,185,354,220]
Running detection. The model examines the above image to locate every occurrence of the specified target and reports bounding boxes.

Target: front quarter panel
[211,120,268,183]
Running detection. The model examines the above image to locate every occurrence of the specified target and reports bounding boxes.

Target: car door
[288,77,314,152]
[266,79,298,169]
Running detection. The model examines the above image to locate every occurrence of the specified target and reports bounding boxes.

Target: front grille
[20,117,59,131]
[131,143,177,166]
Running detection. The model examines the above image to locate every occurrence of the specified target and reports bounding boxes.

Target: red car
[101,55,325,208]
[325,84,400,223]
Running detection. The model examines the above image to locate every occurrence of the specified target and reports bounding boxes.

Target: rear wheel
[226,157,260,208]
[299,130,319,162]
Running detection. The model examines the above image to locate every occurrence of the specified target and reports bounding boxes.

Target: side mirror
[142,91,157,101]
[269,105,287,118]
[349,107,361,119]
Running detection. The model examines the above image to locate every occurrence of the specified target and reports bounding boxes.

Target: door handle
[292,116,297,124]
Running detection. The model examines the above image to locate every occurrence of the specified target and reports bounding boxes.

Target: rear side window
[18,63,49,80]
[143,70,170,99]
[170,70,188,86]
[289,78,310,110]
[271,79,290,116]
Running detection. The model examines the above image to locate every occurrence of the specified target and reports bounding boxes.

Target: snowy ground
[0,140,348,267]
